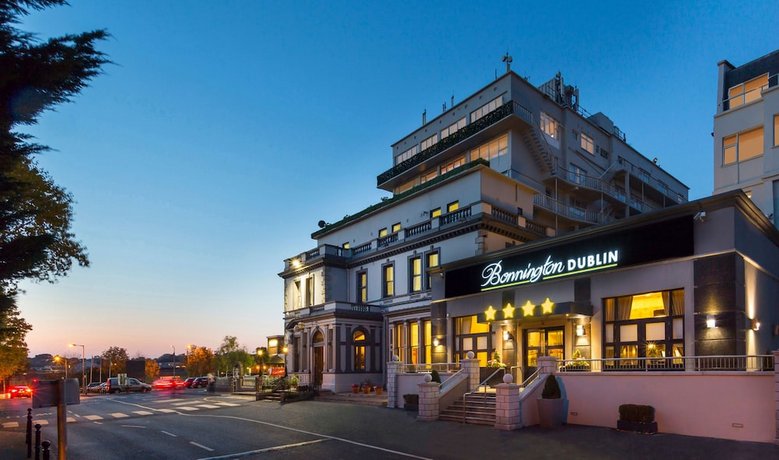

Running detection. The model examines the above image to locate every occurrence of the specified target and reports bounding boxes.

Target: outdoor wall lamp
[706,316,716,329]
[751,319,760,331]
[432,337,440,347]
[575,324,586,337]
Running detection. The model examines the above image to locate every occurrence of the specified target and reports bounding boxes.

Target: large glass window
[353,330,366,371]
[426,251,439,290]
[306,275,315,306]
[410,257,422,292]
[540,112,561,142]
[471,134,508,163]
[392,323,406,362]
[603,289,685,370]
[728,73,768,109]
[455,315,491,366]
[424,320,432,364]
[357,271,367,303]
[470,96,503,123]
[382,264,394,297]
[723,127,764,164]
[395,145,419,165]
[580,133,595,154]
[441,156,465,174]
[421,133,438,151]
[441,117,466,139]
[410,322,419,364]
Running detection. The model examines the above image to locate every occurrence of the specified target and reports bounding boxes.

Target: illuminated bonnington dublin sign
[445,216,694,298]
[481,250,619,290]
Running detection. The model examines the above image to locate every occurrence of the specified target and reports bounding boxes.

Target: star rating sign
[521,300,535,317]
[541,297,555,315]
[502,303,515,319]
[484,305,497,321]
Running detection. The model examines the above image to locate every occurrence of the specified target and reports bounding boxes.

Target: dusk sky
[17,1,779,359]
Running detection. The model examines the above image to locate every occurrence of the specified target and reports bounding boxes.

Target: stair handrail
[519,368,540,389]
[439,368,466,395]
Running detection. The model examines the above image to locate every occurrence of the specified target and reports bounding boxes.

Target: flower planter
[351,385,359,394]
[375,386,383,396]
[617,420,658,434]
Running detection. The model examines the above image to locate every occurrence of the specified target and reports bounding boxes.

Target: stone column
[537,356,558,376]
[494,375,521,430]
[417,379,440,422]
[386,359,402,409]
[461,353,480,391]
[774,350,779,445]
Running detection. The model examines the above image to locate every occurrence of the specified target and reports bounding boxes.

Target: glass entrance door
[523,327,564,376]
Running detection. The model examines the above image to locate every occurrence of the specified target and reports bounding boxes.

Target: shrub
[619,404,655,423]
[541,375,561,399]
[430,370,441,383]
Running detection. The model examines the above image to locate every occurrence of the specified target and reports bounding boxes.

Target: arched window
[353,329,367,371]
[312,330,324,344]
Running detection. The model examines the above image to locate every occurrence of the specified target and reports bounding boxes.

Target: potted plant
[617,404,657,434]
[430,370,441,384]
[374,385,383,396]
[351,383,359,394]
[537,374,564,428]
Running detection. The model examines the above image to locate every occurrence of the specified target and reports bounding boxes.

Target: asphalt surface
[2,391,779,459]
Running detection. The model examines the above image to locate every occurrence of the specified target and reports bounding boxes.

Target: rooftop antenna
[422,108,427,125]
[502,52,513,73]
[442,101,446,112]
[450,94,454,108]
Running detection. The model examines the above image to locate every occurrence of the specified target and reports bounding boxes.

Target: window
[455,315,491,366]
[471,134,508,162]
[426,251,439,290]
[392,324,405,362]
[727,73,768,109]
[540,112,560,141]
[580,133,595,154]
[421,133,438,151]
[410,257,422,292]
[424,320,432,363]
[306,275,314,306]
[293,280,302,309]
[430,207,442,218]
[342,242,350,249]
[391,222,402,233]
[441,117,466,139]
[440,156,465,174]
[603,289,685,370]
[447,201,459,213]
[382,264,394,297]
[353,330,366,371]
[410,322,419,364]
[357,271,367,303]
[723,126,764,165]
[395,145,419,165]
[570,164,586,185]
[378,227,388,238]
[420,170,438,184]
[774,115,778,147]
[470,96,503,123]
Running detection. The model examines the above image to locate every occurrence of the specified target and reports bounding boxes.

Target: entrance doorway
[523,327,564,376]
[312,330,324,387]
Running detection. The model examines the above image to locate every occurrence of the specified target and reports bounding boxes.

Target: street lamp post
[172,345,176,378]
[70,343,86,394]
[282,346,288,378]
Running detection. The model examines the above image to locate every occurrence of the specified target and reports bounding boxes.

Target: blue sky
[17,1,779,358]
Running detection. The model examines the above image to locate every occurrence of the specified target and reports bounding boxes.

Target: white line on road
[214,402,239,407]
[84,415,103,421]
[133,411,154,416]
[196,404,220,409]
[156,409,176,413]
[176,407,199,411]
[110,413,129,418]
[190,441,214,452]
[160,430,178,437]
[197,439,327,459]
[32,420,48,426]
[182,414,432,460]
[121,425,147,429]
[2,422,19,429]
[66,417,76,423]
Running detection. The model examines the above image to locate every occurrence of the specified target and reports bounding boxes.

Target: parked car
[9,385,32,398]
[86,382,105,394]
[191,377,209,388]
[152,376,185,390]
[106,377,151,393]
[183,377,196,388]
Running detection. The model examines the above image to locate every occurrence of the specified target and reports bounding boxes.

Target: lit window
[420,170,438,184]
[342,242,350,249]
[723,126,764,165]
[470,96,503,123]
[441,117,466,139]
[727,73,768,109]
[430,208,442,218]
[410,322,419,364]
[441,156,465,174]
[447,201,459,213]
[353,330,366,371]
[357,272,367,303]
[421,134,438,151]
[410,257,422,292]
[426,251,439,290]
[580,133,595,154]
[378,228,388,238]
[472,134,508,163]
[540,112,560,140]
[383,264,394,297]
[395,145,419,165]
[774,115,778,147]
[392,222,402,233]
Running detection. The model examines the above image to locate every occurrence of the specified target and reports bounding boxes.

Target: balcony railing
[284,301,385,319]
[617,156,686,204]
[533,194,612,225]
[377,100,527,185]
[723,73,778,111]
[404,220,432,239]
[558,355,774,372]
[377,232,399,248]
[439,207,472,225]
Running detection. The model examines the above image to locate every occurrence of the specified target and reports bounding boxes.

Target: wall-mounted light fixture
[432,337,440,347]
[751,319,761,331]
[575,324,585,337]
[502,330,514,342]
[706,316,716,329]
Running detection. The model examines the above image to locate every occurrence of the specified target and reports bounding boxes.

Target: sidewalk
[0,430,30,459]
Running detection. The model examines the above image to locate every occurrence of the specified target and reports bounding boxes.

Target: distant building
[713,49,779,226]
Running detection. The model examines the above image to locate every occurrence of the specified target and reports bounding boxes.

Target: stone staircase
[256,390,285,402]
[439,392,496,426]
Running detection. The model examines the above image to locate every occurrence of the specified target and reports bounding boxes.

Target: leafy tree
[0,0,109,347]
[186,345,214,377]
[214,336,253,375]
[145,358,159,382]
[0,298,31,392]
[101,346,128,375]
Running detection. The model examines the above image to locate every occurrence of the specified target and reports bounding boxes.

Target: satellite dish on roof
[317,220,326,228]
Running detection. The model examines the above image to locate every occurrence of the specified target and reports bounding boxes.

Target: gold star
[521,300,535,317]
[484,305,496,321]
[541,297,555,314]
[502,302,515,319]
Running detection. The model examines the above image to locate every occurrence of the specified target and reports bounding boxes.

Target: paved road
[3,392,779,459]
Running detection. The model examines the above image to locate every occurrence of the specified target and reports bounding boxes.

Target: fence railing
[557,355,774,373]
[400,362,461,373]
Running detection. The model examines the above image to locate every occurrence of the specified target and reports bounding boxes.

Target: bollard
[41,441,51,460]
[26,408,32,458]
[34,424,41,460]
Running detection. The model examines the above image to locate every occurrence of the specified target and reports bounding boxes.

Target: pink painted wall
[559,372,775,443]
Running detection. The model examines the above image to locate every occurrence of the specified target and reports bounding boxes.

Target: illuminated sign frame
[445,216,694,298]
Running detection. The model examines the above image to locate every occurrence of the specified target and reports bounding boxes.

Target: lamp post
[172,345,176,378]
[282,346,288,378]
[186,344,192,377]
[70,343,86,394]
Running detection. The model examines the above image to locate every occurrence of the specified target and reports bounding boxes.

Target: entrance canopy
[477,300,592,323]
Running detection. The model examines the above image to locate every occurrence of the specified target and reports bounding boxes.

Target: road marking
[133,411,154,416]
[190,441,214,452]
[176,407,199,411]
[161,430,177,437]
[152,399,177,404]
[32,420,48,426]
[84,415,103,421]
[182,414,432,460]
[198,439,327,459]
[196,404,220,409]
[172,401,201,406]
[93,421,103,425]
[121,425,146,429]
[156,409,176,413]
[66,417,76,423]
[214,402,239,407]
[2,422,19,429]
[110,413,129,418]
